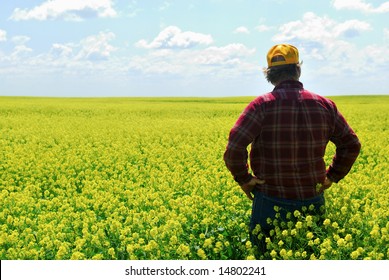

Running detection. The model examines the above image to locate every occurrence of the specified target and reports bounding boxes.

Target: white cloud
[273,12,371,44]
[10,45,34,62]
[193,44,255,66]
[1,31,117,76]
[10,0,117,21]
[333,19,371,38]
[159,1,172,11]
[1,27,256,82]
[255,24,272,32]
[384,28,389,42]
[363,29,389,70]
[11,36,31,45]
[272,12,388,81]
[127,0,142,18]
[132,26,256,77]
[0,36,34,62]
[0,29,6,42]
[332,0,389,13]
[46,32,117,62]
[51,43,75,57]
[135,26,213,49]
[76,31,117,60]
[233,26,250,34]
[129,43,256,78]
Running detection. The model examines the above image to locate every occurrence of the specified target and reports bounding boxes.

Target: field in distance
[0,95,388,260]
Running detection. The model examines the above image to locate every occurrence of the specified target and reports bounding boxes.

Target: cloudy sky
[0,0,388,97]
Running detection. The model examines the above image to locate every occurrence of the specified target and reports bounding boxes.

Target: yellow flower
[197,248,207,260]
[55,245,68,260]
[177,244,190,256]
[306,232,314,239]
[323,218,331,226]
[252,224,261,235]
[350,250,360,260]
[92,254,104,260]
[70,251,85,260]
[149,228,158,238]
[145,240,158,252]
[126,244,134,254]
[287,250,293,257]
[108,247,116,259]
[286,212,292,220]
[6,215,13,224]
[203,238,212,248]
[168,235,178,246]
[336,238,345,247]
[306,215,313,227]
[315,183,322,193]
[370,226,380,237]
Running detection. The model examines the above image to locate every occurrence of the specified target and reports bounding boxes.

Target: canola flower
[0,96,388,260]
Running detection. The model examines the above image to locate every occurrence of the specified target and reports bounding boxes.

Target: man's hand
[241,177,265,201]
[317,177,333,193]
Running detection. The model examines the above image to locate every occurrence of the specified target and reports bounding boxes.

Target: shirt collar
[273,80,303,91]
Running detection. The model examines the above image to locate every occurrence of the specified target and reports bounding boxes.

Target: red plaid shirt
[224,80,361,199]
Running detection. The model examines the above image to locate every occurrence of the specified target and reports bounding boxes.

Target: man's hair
[263,63,301,85]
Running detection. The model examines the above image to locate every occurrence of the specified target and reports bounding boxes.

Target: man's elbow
[354,137,362,154]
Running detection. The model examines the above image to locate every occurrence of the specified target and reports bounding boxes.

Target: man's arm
[223,101,263,186]
[327,107,361,183]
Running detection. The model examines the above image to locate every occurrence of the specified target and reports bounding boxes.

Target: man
[223,44,361,253]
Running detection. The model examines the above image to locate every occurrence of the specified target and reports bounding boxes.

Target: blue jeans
[249,189,325,254]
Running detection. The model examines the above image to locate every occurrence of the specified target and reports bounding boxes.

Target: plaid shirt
[224,80,361,199]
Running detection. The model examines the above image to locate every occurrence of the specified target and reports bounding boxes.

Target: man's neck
[273,78,299,86]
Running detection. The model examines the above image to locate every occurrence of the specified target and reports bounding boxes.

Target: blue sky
[0,0,388,97]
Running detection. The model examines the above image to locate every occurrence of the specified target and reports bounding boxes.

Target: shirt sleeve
[223,101,263,185]
[327,105,361,183]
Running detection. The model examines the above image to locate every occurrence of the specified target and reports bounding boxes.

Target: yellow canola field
[0,96,388,260]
